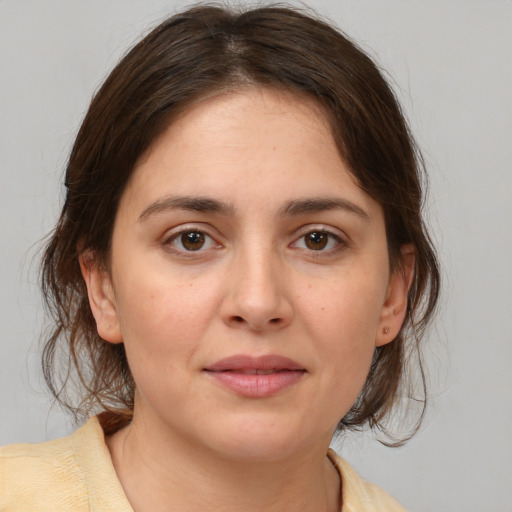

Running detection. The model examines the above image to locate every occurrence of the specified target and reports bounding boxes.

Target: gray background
[1,1,511,511]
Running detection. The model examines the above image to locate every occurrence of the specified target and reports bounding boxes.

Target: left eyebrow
[138,196,234,221]
[281,197,370,222]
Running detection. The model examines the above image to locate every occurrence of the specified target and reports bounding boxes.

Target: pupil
[182,231,205,251]
[306,232,328,250]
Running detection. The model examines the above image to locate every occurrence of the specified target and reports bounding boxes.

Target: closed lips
[203,354,306,373]
[203,355,307,397]
[216,369,303,375]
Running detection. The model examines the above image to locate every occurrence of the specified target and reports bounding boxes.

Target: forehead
[120,87,375,219]
[139,86,336,164]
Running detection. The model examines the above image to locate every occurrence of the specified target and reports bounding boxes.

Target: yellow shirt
[0,417,406,511]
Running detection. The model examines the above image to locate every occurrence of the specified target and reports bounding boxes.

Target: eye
[292,230,343,252]
[166,230,217,252]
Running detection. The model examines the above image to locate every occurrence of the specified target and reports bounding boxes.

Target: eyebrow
[281,198,370,222]
[139,196,234,220]
[138,195,369,222]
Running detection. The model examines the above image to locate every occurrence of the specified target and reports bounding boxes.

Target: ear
[79,251,123,344]
[375,244,415,347]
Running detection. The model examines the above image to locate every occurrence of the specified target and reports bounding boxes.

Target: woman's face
[84,88,410,460]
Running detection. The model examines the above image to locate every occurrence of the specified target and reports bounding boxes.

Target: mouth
[218,369,297,375]
[204,354,305,372]
[203,354,306,397]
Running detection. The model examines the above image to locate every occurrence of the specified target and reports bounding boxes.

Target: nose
[220,246,293,332]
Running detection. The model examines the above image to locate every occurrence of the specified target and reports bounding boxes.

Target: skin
[81,87,413,512]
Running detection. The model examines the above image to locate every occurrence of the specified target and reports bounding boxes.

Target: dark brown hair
[41,3,440,442]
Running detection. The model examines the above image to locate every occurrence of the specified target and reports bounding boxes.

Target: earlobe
[79,251,123,344]
[376,244,415,347]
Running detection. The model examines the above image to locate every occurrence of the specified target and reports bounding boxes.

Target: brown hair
[41,3,440,443]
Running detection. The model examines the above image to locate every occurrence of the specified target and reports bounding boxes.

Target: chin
[199,413,324,462]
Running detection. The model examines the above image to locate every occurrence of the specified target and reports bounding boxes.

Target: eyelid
[290,224,351,252]
[161,224,223,253]
[294,224,348,240]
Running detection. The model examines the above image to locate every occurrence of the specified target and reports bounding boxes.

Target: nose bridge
[224,236,292,330]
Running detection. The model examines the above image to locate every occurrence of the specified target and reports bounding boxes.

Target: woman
[0,4,439,511]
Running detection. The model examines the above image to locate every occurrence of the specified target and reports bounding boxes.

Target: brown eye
[304,232,329,250]
[180,231,206,251]
[166,228,218,254]
[292,229,343,253]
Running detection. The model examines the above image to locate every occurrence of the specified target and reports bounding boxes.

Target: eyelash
[162,226,348,256]
[163,227,219,255]
[290,227,348,255]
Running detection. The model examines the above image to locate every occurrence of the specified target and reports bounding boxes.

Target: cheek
[113,274,222,413]
[301,273,385,346]
[113,268,220,368]
[298,274,386,404]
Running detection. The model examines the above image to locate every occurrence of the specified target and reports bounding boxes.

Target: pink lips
[204,355,306,398]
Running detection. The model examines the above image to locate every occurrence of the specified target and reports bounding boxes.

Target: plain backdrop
[1,1,511,511]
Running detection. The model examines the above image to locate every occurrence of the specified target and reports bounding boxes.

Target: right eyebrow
[138,196,234,221]
[281,197,370,222]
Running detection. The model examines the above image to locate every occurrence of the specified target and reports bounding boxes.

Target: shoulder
[328,449,408,512]
[0,422,89,511]
[0,416,131,512]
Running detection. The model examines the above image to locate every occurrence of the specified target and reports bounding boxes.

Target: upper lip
[204,354,306,372]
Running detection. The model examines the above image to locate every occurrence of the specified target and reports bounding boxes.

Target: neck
[106,411,340,512]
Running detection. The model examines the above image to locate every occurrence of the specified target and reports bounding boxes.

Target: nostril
[230,316,282,326]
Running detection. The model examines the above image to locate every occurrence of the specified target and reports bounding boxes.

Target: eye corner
[290,225,350,255]
[161,226,223,256]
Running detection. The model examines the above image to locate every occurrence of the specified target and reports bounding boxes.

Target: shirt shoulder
[0,427,89,511]
[328,449,408,512]
[0,417,132,512]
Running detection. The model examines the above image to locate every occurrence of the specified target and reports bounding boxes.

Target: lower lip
[205,370,305,398]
